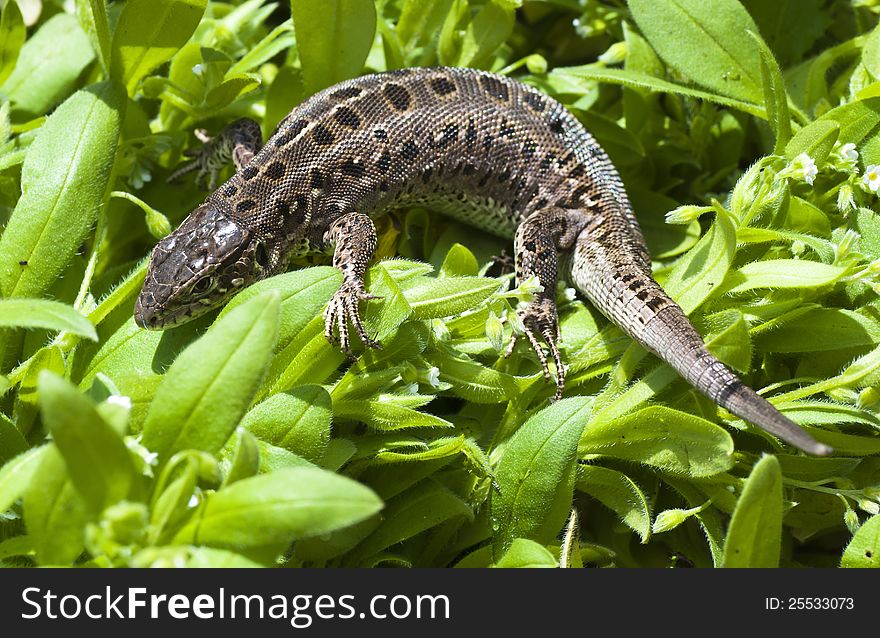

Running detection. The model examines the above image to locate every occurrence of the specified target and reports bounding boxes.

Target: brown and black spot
[264,162,286,180]
[569,164,585,179]
[383,82,412,110]
[236,199,256,214]
[521,139,537,158]
[340,158,365,178]
[465,117,477,148]
[432,123,458,150]
[645,297,666,312]
[376,150,392,173]
[499,119,515,138]
[480,75,509,101]
[430,76,457,96]
[523,92,546,112]
[374,128,388,141]
[550,117,565,134]
[539,153,556,171]
[330,86,362,100]
[333,106,361,128]
[312,124,334,145]
[310,167,325,188]
[400,140,419,161]
[224,185,238,197]
[241,166,258,180]
[275,119,307,146]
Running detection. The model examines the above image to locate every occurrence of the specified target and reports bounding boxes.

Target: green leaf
[351,481,472,562]
[240,385,331,464]
[581,406,734,478]
[722,455,783,568]
[440,243,479,277]
[0,0,25,86]
[0,447,46,514]
[403,276,501,320]
[1,13,96,116]
[141,290,281,462]
[0,299,97,340]
[450,0,516,68]
[131,546,265,568]
[747,29,792,152]
[576,465,652,542]
[784,120,839,163]
[23,446,90,565]
[427,349,521,403]
[0,81,124,299]
[705,310,752,372]
[291,0,377,95]
[111,0,208,95]
[663,211,736,314]
[492,397,591,558]
[75,0,112,76]
[550,66,764,118]
[38,372,136,512]
[173,467,383,548]
[627,0,763,103]
[494,538,557,568]
[841,514,880,568]
[755,308,880,353]
[223,428,260,486]
[724,260,845,294]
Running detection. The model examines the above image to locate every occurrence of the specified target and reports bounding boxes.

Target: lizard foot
[167,129,224,190]
[323,281,383,359]
[488,249,516,277]
[505,297,565,401]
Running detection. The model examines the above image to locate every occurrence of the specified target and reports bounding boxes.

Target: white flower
[106,394,132,409]
[796,153,818,185]
[863,164,880,192]
[839,142,859,165]
[427,367,440,388]
[192,63,204,77]
[402,383,419,395]
[187,494,200,508]
[563,287,577,301]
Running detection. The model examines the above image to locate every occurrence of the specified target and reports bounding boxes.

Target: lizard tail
[568,233,833,456]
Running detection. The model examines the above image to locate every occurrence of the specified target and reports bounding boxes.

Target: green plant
[0,0,879,568]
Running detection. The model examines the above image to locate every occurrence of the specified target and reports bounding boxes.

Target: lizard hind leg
[507,208,590,401]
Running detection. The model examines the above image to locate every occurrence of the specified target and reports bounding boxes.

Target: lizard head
[135,201,278,330]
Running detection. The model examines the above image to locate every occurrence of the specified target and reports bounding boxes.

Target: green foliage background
[1,0,880,568]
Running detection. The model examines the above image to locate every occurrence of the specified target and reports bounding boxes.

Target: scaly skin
[135,66,831,456]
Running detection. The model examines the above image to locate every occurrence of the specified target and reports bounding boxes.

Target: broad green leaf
[451,0,516,68]
[75,0,112,76]
[240,385,331,464]
[494,538,557,568]
[841,514,880,568]
[0,412,27,464]
[398,0,455,53]
[755,308,880,353]
[352,482,472,562]
[0,447,46,514]
[334,395,453,431]
[722,455,783,568]
[0,299,96,341]
[141,291,280,462]
[742,0,829,68]
[784,120,839,163]
[291,0,377,94]
[705,310,752,372]
[38,372,136,512]
[111,0,208,95]
[403,276,501,319]
[747,30,792,152]
[576,465,652,542]
[23,446,90,565]
[663,211,736,315]
[776,454,860,482]
[440,243,479,277]
[550,66,764,118]
[724,260,845,294]
[427,349,521,403]
[816,98,880,151]
[0,81,123,299]
[173,467,382,548]
[492,397,591,558]
[628,0,763,103]
[1,13,95,116]
[223,428,260,486]
[581,406,734,478]
[0,0,25,86]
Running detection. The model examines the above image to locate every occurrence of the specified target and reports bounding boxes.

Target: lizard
[134,66,832,456]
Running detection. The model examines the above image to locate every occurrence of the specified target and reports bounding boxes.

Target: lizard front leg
[507,208,589,400]
[168,118,263,189]
[322,212,383,358]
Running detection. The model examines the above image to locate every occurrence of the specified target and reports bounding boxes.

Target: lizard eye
[254,242,270,269]
[191,276,215,296]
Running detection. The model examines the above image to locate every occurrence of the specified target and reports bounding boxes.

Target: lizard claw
[167,131,222,190]
[323,281,383,359]
[508,297,565,401]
